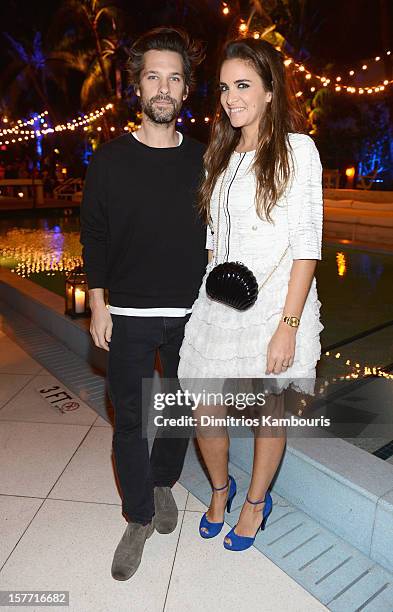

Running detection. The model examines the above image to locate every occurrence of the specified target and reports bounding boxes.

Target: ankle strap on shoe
[213,478,229,491]
[246,493,266,505]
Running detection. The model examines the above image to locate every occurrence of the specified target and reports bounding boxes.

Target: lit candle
[74,288,85,313]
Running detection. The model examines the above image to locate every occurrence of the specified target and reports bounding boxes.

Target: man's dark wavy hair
[127,27,205,91]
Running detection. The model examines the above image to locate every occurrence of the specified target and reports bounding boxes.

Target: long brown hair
[199,38,306,225]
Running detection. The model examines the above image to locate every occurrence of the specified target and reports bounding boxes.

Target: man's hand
[89,289,112,351]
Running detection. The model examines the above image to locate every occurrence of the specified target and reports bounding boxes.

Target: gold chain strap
[213,164,230,266]
[257,245,289,292]
[211,156,289,290]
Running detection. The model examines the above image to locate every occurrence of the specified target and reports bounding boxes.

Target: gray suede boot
[154,486,178,534]
[111,519,154,581]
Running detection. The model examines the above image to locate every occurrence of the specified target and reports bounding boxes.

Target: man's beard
[141,94,181,124]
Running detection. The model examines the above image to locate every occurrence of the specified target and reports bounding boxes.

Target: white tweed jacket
[206,133,323,261]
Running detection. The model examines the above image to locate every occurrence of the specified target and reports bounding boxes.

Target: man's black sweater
[80,133,207,308]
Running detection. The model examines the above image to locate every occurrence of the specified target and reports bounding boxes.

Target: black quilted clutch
[205,261,258,311]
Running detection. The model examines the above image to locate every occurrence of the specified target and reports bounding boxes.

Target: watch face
[284,316,299,326]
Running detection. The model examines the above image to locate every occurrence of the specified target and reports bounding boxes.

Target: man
[80,27,206,580]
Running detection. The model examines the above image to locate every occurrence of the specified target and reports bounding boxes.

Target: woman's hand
[265,322,297,374]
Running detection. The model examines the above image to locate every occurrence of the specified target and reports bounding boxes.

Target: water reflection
[358,253,384,288]
[0,226,82,278]
[336,251,347,277]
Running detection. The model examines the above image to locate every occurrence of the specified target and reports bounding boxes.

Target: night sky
[0,0,391,125]
[0,1,391,173]
[0,0,391,71]
[307,0,392,64]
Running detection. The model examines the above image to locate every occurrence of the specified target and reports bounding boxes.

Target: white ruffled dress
[178,133,324,395]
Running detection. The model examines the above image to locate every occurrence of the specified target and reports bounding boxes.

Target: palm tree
[248,0,321,60]
[52,0,123,99]
[100,22,128,101]
[80,52,113,107]
[1,31,66,122]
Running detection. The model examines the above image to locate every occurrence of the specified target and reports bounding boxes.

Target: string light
[0,111,49,137]
[237,22,393,95]
[286,52,393,95]
[0,104,113,146]
[0,105,217,148]
[222,2,229,15]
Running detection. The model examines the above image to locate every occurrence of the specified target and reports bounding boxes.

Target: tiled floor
[0,330,327,612]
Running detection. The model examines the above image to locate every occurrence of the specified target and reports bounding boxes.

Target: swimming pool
[1,212,392,369]
[1,211,392,456]
[1,212,392,347]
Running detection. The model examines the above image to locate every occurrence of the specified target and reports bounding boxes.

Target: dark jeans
[107,314,190,524]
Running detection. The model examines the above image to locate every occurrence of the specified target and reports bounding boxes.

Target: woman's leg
[227,392,286,539]
[195,403,231,523]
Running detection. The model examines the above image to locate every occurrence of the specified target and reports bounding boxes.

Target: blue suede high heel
[223,490,272,551]
[199,475,237,539]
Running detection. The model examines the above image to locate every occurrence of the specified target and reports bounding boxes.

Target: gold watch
[282,315,300,328]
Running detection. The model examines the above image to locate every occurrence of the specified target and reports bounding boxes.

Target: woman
[178,37,323,552]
